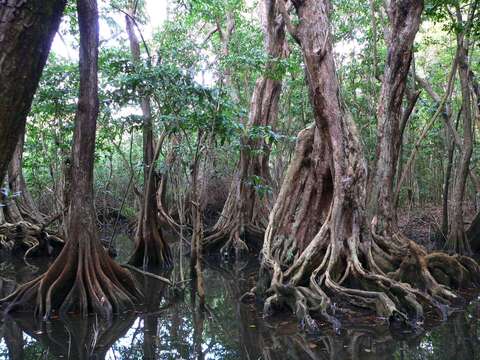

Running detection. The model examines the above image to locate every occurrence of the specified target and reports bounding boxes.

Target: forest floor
[398,202,477,251]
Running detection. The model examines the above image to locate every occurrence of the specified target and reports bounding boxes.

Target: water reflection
[0,255,479,359]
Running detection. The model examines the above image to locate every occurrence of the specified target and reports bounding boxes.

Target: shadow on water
[0,247,479,359]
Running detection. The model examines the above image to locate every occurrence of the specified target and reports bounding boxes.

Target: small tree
[2,0,141,319]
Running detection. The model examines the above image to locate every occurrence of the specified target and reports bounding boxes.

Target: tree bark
[1,0,141,319]
[255,0,480,329]
[369,0,423,234]
[446,7,475,254]
[7,131,45,224]
[124,4,172,269]
[0,0,67,182]
[204,0,287,254]
[0,130,63,255]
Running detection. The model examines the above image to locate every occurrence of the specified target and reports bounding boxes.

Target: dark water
[0,243,479,359]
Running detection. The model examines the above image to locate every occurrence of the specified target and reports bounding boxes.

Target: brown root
[256,128,480,330]
[128,224,173,270]
[202,180,267,255]
[0,221,64,256]
[128,175,172,270]
[1,232,142,320]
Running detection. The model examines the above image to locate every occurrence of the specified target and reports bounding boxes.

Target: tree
[446,2,477,254]
[0,130,61,257]
[255,0,479,328]
[204,0,287,254]
[124,1,173,269]
[369,0,423,235]
[7,132,45,225]
[0,0,67,183]
[0,1,67,254]
[1,0,141,319]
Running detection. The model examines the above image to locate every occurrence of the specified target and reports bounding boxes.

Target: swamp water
[0,239,479,360]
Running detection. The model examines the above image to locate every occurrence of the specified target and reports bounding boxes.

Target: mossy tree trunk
[204,0,287,254]
[256,0,480,328]
[1,0,141,320]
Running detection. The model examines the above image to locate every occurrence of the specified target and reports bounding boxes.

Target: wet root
[1,234,142,320]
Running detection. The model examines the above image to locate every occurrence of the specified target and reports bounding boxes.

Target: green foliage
[19,0,480,216]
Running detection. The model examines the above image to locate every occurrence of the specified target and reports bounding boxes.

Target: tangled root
[0,221,63,256]
[258,216,480,331]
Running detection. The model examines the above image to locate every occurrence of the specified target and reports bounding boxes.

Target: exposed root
[0,221,64,256]
[259,221,480,330]
[203,188,267,255]
[256,128,480,331]
[128,189,173,270]
[129,130,173,270]
[128,227,173,270]
[0,233,142,320]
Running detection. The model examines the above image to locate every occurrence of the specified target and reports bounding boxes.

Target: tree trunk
[369,0,423,234]
[442,125,456,239]
[0,131,62,255]
[1,0,141,319]
[204,0,287,254]
[446,19,474,254]
[0,0,66,182]
[125,4,172,269]
[255,0,480,329]
[8,132,45,224]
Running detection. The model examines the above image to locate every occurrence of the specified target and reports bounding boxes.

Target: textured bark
[1,0,141,319]
[125,5,172,269]
[369,0,423,234]
[204,0,287,254]
[255,0,480,329]
[190,142,206,306]
[442,125,456,239]
[0,0,66,182]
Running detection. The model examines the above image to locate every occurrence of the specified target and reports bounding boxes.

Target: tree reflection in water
[0,256,478,359]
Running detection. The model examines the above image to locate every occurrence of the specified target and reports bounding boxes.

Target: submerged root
[258,221,480,330]
[257,127,480,329]
[1,233,142,320]
[128,223,173,270]
[203,208,266,256]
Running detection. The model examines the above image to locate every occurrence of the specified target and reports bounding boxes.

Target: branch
[278,0,299,44]
[111,4,152,61]
[394,52,459,203]
[122,264,172,285]
[201,26,218,46]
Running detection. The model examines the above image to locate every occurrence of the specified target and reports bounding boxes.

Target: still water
[0,244,479,359]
